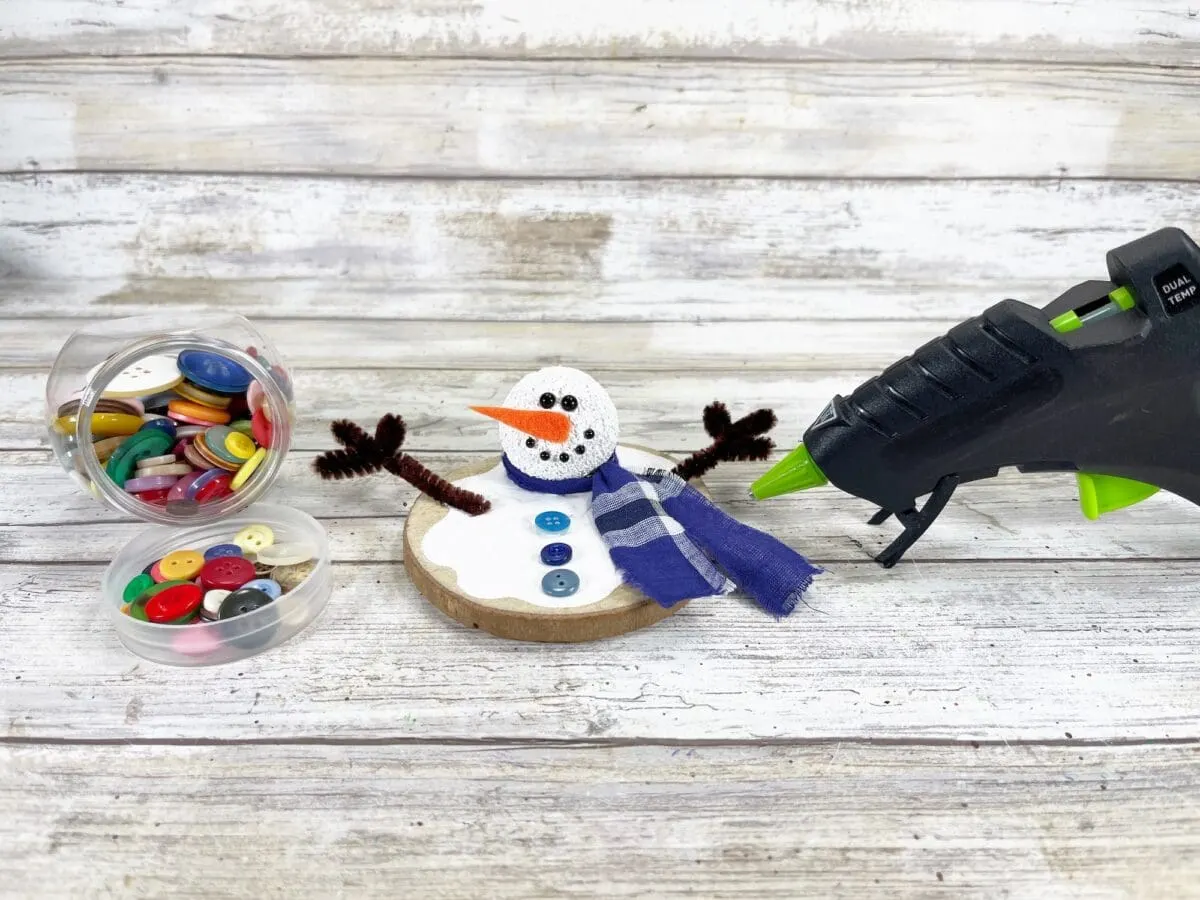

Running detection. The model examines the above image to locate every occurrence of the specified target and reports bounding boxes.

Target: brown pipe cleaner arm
[671,402,777,482]
[313,413,492,516]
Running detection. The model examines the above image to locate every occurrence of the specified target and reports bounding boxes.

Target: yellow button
[231,447,267,492]
[54,412,144,437]
[175,381,232,409]
[224,431,256,461]
[159,549,204,581]
[234,522,274,554]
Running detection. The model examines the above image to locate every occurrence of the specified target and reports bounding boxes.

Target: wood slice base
[403,448,706,643]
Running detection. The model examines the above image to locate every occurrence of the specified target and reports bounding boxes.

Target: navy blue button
[139,417,177,439]
[534,510,570,533]
[204,543,244,561]
[541,568,580,598]
[177,350,252,394]
[540,542,572,566]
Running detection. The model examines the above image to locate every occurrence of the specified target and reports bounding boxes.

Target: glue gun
[751,226,1200,568]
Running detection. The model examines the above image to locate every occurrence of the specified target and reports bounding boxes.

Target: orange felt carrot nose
[470,406,572,443]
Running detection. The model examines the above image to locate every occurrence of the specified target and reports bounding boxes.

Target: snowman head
[471,366,619,481]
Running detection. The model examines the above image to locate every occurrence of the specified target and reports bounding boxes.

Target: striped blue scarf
[501,454,822,616]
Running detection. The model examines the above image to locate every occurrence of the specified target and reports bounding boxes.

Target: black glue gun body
[753,226,1200,567]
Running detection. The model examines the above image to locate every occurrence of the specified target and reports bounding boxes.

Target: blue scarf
[502,454,822,616]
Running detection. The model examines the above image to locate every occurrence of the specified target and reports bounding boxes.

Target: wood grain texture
[3,742,1199,899]
[3,175,1199,322]
[5,59,1200,177]
[5,558,1200,741]
[0,317,964,371]
[6,452,1200,563]
[3,3,1200,891]
[1,0,1197,63]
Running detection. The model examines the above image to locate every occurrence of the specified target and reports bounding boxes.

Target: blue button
[177,350,253,394]
[204,543,244,561]
[242,578,283,599]
[540,542,573,566]
[534,511,571,533]
[139,417,177,439]
[541,568,580,598]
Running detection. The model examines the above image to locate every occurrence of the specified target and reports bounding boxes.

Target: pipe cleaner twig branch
[314,413,492,516]
[671,402,777,482]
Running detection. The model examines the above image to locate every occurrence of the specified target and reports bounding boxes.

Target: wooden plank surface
[3,175,1198,322]
[4,0,1200,893]
[5,59,1200,178]
[1,317,962,371]
[3,742,1198,899]
[6,558,1200,741]
[1,0,1197,63]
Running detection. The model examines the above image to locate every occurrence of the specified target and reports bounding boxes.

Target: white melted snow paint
[421,445,673,609]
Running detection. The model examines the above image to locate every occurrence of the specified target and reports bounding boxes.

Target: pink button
[124,474,179,493]
[167,470,203,502]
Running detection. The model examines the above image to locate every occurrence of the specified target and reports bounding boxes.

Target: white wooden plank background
[3,2,1200,896]
[2,0,1197,63]
[4,59,1200,178]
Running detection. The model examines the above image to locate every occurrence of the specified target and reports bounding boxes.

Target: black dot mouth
[539,450,551,461]
[558,452,570,462]
[574,445,585,455]
[525,437,536,448]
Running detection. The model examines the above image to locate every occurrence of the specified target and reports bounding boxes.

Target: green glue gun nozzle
[1076,473,1160,520]
[751,444,828,500]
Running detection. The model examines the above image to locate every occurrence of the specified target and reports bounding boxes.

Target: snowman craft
[314,367,822,641]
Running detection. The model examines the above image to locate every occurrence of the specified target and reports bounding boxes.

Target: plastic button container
[45,313,332,666]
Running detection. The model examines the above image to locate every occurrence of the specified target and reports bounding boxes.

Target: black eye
[540,451,551,461]
[561,395,578,411]
[574,445,585,455]
[525,437,536,448]
[539,393,556,409]
[583,428,595,439]
[558,452,570,462]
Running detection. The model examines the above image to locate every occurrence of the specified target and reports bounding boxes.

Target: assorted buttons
[65,349,282,510]
[534,510,571,534]
[120,527,317,628]
[535,529,580,599]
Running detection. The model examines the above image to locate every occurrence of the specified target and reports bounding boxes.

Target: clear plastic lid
[45,313,296,526]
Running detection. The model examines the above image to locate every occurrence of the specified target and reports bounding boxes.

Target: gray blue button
[242,578,283,600]
[534,510,571,533]
[204,543,244,561]
[541,568,580,598]
[540,542,572,566]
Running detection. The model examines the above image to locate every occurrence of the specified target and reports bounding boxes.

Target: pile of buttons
[535,510,580,598]
[54,349,280,509]
[121,524,317,634]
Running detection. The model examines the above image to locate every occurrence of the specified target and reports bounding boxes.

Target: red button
[144,583,203,624]
[251,408,272,449]
[135,488,171,505]
[195,471,233,503]
[199,556,256,591]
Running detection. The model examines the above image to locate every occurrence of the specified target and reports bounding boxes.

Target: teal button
[534,511,570,533]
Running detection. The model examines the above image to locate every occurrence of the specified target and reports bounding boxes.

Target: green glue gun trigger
[751,226,1200,568]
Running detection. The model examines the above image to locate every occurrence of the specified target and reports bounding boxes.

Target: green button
[105,429,175,488]
[122,573,155,603]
